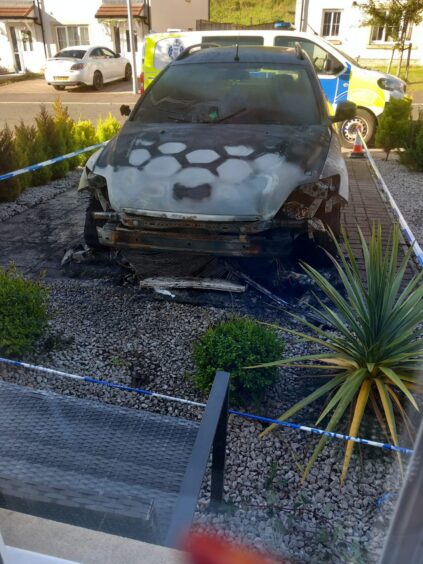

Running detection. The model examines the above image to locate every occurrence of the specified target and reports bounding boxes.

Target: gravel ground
[1,275,406,563]
[373,153,423,245]
[0,170,80,223]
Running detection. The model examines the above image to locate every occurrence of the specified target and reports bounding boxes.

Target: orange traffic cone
[350,126,366,159]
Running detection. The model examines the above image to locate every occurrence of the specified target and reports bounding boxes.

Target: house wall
[295,0,423,65]
[149,0,209,32]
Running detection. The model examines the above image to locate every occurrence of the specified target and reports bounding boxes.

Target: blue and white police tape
[0,142,107,183]
[0,356,414,456]
[358,131,423,269]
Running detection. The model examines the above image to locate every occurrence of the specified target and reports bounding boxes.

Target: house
[0,0,209,74]
[295,0,423,65]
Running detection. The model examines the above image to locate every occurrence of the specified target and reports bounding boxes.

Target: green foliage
[401,110,423,170]
[193,317,284,404]
[375,97,412,159]
[14,121,51,187]
[210,0,295,25]
[72,119,97,165]
[52,99,77,169]
[35,105,69,180]
[258,225,423,483]
[0,125,21,202]
[0,266,49,357]
[96,113,121,143]
[360,1,423,46]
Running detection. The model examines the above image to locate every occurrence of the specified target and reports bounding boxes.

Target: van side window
[275,37,343,75]
[202,36,264,46]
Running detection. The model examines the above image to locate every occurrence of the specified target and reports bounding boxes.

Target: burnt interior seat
[0,373,230,547]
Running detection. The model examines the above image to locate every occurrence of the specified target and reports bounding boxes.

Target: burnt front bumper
[95,214,309,258]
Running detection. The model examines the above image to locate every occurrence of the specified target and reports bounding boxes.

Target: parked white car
[44,45,131,91]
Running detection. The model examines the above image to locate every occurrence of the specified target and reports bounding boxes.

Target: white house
[295,0,423,65]
[0,0,209,74]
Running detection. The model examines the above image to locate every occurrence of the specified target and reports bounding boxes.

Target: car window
[201,35,264,46]
[101,48,115,58]
[133,62,321,126]
[275,37,344,75]
[90,48,102,57]
[53,49,86,59]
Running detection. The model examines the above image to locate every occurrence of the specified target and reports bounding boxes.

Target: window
[56,26,89,50]
[126,30,138,52]
[275,37,344,75]
[370,22,413,43]
[21,29,33,52]
[54,49,87,59]
[322,10,341,37]
[201,35,264,46]
[101,47,116,58]
[133,63,320,126]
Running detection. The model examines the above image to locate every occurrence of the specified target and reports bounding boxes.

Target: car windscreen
[53,49,87,59]
[133,63,321,126]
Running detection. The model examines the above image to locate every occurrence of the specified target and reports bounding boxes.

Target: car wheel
[339,108,376,148]
[84,195,105,248]
[53,85,65,91]
[93,71,103,91]
[124,63,132,81]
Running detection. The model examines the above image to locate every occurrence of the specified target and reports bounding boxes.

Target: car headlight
[280,175,343,221]
[377,77,405,92]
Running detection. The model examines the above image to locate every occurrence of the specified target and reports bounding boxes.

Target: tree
[360,0,423,76]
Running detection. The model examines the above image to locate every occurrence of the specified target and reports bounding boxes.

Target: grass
[210,0,296,25]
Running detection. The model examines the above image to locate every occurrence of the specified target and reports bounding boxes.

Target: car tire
[53,85,65,91]
[124,63,132,81]
[84,195,105,248]
[339,108,376,148]
[93,71,103,91]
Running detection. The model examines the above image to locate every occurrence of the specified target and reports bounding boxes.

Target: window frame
[55,25,89,50]
[321,10,342,38]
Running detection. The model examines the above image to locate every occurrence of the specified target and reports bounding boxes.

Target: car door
[101,47,121,80]
[274,36,351,110]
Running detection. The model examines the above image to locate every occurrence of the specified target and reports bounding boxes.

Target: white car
[44,45,131,91]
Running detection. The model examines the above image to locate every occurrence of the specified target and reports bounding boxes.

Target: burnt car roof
[172,45,310,66]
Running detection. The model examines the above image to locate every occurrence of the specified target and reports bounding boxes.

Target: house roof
[0,4,35,20]
[95,3,145,19]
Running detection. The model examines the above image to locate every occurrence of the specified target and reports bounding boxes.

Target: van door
[274,36,351,110]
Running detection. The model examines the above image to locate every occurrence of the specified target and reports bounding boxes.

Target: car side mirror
[331,101,357,123]
[120,104,131,117]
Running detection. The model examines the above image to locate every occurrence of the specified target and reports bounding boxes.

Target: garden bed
[0,273,407,563]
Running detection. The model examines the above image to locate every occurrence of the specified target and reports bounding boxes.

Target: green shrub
[375,97,412,159]
[0,266,49,357]
[72,119,97,165]
[96,113,121,143]
[14,121,50,188]
[0,125,21,202]
[401,111,423,171]
[258,225,423,483]
[52,99,76,169]
[193,317,284,404]
[35,105,68,180]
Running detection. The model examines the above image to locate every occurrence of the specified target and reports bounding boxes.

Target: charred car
[79,45,355,260]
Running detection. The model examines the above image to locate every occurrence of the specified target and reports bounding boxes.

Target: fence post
[210,376,229,505]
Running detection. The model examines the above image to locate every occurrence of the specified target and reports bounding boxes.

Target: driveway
[0,78,139,128]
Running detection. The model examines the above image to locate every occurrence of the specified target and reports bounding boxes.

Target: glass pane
[80,26,89,45]
[67,27,79,47]
[322,11,332,36]
[201,35,264,46]
[134,63,320,126]
[57,27,67,50]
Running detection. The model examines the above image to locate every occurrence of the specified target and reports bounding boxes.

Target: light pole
[126,0,139,94]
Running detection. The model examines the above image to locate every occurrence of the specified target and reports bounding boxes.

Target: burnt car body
[79,45,352,258]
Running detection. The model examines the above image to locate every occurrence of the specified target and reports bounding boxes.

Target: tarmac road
[0,78,138,129]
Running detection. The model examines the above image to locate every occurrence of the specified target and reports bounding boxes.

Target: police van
[140,30,406,147]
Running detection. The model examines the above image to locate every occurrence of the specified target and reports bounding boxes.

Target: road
[0,78,139,128]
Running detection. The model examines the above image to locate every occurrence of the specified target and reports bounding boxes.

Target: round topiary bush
[192,317,284,404]
[0,266,49,357]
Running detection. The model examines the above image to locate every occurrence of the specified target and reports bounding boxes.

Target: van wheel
[339,108,376,148]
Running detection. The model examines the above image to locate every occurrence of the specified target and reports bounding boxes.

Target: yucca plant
[255,225,423,483]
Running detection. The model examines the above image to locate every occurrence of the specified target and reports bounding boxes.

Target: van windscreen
[201,36,264,46]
